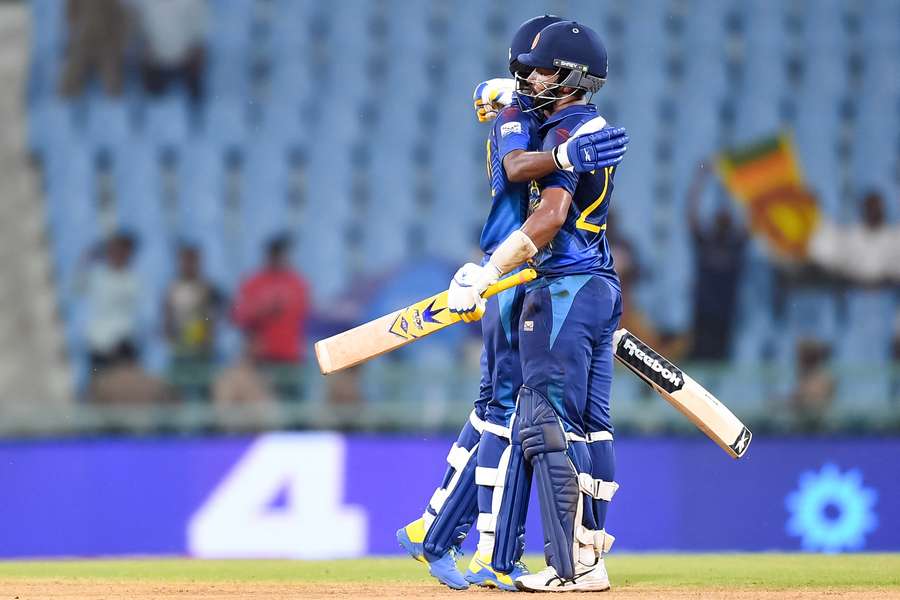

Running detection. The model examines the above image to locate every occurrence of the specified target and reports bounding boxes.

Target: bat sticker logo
[421,300,445,324]
[389,299,447,340]
[730,427,752,457]
[617,334,685,393]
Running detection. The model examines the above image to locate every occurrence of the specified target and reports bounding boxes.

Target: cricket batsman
[396,15,629,591]
[446,20,624,592]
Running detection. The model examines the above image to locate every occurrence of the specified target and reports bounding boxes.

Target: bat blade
[612,329,752,458]
[315,269,536,375]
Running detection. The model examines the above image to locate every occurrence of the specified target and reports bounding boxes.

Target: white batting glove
[447,262,501,323]
[473,78,515,123]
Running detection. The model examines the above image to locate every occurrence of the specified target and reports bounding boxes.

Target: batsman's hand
[553,118,630,173]
[447,262,501,323]
[473,78,515,123]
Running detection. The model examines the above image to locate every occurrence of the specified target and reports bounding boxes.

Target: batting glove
[553,117,630,173]
[473,78,515,123]
[447,262,501,323]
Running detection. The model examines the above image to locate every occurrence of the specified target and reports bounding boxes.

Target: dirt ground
[4,581,900,600]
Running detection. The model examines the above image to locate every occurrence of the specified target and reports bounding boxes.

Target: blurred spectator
[611,232,688,360]
[892,311,900,403]
[213,346,278,427]
[808,190,900,285]
[89,341,178,404]
[687,161,748,360]
[233,235,310,365]
[81,233,142,371]
[59,0,129,97]
[131,0,208,101]
[786,338,834,427]
[164,244,223,362]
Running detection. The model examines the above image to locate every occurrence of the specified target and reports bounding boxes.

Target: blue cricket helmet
[517,20,608,93]
[508,14,563,76]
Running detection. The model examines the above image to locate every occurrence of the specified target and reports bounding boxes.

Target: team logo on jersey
[500,122,522,137]
[523,321,534,332]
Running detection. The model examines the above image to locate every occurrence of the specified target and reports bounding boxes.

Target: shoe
[514,559,611,592]
[396,519,469,590]
[396,518,426,563]
[464,551,529,591]
[427,547,470,590]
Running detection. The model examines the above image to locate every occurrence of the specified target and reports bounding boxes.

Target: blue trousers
[518,274,622,436]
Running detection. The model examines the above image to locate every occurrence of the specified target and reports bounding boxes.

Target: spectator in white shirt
[131,0,208,101]
[808,190,900,285]
[82,233,142,370]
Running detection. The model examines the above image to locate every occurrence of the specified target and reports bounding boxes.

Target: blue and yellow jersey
[533,104,619,285]
[479,102,542,256]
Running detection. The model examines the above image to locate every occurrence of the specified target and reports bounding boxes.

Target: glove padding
[565,126,629,172]
[447,262,500,323]
[473,78,515,123]
[553,116,630,173]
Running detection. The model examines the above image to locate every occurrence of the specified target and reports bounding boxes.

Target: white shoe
[514,559,611,592]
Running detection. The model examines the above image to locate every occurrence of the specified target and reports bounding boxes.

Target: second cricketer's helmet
[508,14,563,76]
[517,20,608,97]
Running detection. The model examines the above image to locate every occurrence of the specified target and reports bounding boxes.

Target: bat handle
[483,268,537,299]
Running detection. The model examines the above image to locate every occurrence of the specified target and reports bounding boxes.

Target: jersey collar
[540,103,598,132]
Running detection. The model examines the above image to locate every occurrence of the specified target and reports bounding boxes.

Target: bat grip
[482,268,537,299]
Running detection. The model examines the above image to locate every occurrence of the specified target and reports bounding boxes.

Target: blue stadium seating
[25,0,899,395]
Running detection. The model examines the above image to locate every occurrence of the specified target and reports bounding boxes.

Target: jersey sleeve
[537,119,579,194]
[494,106,532,160]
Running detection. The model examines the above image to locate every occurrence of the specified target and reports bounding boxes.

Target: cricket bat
[315,268,537,375]
[613,329,752,458]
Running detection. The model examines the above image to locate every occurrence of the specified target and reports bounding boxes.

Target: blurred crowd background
[1,0,898,436]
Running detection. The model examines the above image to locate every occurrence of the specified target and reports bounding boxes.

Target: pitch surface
[1,554,899,599]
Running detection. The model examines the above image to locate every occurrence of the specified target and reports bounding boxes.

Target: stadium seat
[28,97,77,159]
[22,0,900,427]
[141,91,191,152]
[43,142,97,290]
[85,95,133,154]
[202,98,248,153]
[239,143,293,274]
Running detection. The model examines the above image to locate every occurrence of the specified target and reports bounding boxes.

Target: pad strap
[482,421,511,440]
[468,410,486,433]
[567,431,613,443]
[476,512,496,532]
[597,529,615,554]
[428,442,477,513]
[447,444,471,472]
[578,473,619,501]
[575,528,615,553]
[470,410,510,439]
[475,444,512,535]
[475,466,501,486]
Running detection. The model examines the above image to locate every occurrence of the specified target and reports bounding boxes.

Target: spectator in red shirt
[233,235,310,364]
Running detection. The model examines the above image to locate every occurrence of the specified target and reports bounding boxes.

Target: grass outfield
[1,554,899,588]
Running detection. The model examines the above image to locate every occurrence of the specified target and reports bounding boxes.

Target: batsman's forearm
[521,188,571,248]
[503,150,558,183]
[521,206,566,248]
